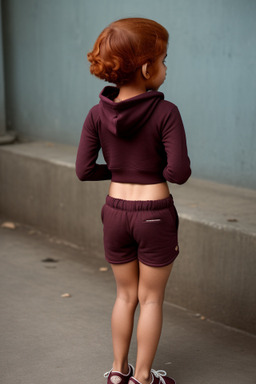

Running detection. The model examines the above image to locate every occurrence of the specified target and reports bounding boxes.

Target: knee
[117,289,139,309]
[138,289,164,307]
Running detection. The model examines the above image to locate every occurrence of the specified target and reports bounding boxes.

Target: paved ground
[0,218,256,384]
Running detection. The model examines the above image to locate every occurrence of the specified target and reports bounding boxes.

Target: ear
[141,63,151,80]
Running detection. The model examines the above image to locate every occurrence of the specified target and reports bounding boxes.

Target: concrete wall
[0,1,5,134]
[2,0,256,189]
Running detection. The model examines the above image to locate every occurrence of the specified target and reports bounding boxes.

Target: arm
[76,109,111,181]
[162,105,191,184]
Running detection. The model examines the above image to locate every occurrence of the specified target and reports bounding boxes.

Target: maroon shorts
[101,195,179,267]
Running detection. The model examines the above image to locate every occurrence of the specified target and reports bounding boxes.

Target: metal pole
[0,0,16,144]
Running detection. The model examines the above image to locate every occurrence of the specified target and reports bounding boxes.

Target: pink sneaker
[128,369,176,384]
[104,364,134,384]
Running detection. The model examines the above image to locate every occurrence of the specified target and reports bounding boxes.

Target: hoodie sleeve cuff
[76,163,111,181]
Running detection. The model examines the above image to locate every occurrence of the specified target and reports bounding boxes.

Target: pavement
[0,218,256,384]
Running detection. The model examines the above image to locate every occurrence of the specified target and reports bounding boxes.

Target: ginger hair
[87,18,169,85]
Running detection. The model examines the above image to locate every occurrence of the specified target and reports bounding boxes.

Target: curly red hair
[87,18,169,85]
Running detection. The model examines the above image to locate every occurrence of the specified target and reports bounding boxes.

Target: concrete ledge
[0,141,256,334]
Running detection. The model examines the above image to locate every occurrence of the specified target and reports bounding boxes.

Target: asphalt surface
[0,218,256,384]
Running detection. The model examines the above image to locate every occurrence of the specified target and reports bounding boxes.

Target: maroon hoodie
[76,86,191,184]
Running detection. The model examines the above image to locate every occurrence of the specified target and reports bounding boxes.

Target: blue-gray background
[1,0,256,189]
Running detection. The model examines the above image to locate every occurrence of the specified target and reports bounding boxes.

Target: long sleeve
[162,105,191,184]
[76,109,112,181]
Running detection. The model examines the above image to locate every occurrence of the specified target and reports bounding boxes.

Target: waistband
[105,195,173,211]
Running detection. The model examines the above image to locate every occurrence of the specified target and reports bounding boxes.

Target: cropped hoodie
[76,86,191,184]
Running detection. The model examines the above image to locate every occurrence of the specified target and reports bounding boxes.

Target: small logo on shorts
[144,218,161,222]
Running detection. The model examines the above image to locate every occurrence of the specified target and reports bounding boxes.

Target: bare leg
[134,262,173,384]
[111,260,139,373]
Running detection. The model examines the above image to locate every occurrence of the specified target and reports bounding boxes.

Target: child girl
[76,18,191,384]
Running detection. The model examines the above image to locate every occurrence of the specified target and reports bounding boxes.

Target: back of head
[87,18,169,85]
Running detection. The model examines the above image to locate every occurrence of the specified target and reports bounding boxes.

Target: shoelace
[151,369,168,384]
[104,364,134,378]
[103,369,112,378]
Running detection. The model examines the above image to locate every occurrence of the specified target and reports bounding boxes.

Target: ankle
[134,371,152,384]
[112,361,129,375]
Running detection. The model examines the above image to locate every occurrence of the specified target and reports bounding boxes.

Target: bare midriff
[108,181,170,201]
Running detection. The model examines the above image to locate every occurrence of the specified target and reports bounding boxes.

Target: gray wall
[0,1,6,134]
[2,0,256,189]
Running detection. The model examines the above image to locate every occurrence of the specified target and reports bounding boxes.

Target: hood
[98,86,164,137]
